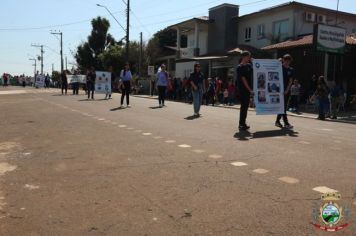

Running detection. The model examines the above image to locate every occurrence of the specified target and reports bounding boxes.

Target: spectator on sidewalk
[314,76,329,120]
[289,79,301,112]
[329,80,343,119]
[228,79,236,106]
[206,78,216,106]
[223,88,229,105]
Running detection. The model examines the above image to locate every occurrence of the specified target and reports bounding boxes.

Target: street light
[96,4,126,32]
[96,2,130,62]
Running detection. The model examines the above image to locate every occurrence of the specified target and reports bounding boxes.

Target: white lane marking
[24,184,40,190]
[98,118,105,121]
[298,141,311,145]
[253,169,269,174]
[320,128,333,132]
[0,162,17,175]
[119,125,127,128]
[178,144,191,148]
[192,149,205,154]
[153,217,158,221]
[278,177,299,184]
[0,90,27,95]
[165,140,176,144]
[312,186,338,193]
[153,136,162,139]
[23,152,31,156]
[230,161,247,166]
[209,154,223,159]
[142,133,152,136]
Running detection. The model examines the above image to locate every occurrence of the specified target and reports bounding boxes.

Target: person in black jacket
[61,71,68,95]
[86,67,96,100]
[237,51,253,130]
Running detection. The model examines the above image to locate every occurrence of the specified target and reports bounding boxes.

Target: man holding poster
[276,54,294,129]
[237,51,254,131]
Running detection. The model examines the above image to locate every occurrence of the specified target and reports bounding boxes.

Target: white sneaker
[127,104,131,108]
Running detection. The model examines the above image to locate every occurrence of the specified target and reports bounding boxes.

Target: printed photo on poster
[257,73,266,89]
[268,82,280,93]
[95,71,111,94]
[270,95,280,104]
[258,91,267,103]
[268,72,280,81]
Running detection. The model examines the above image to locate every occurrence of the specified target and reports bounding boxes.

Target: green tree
[75,17,116,71]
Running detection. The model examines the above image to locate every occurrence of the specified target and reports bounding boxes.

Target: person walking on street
[3,73,8,87]
[237,51,253,130]
[206,78,216,106]
[120,62,132,108]
[61,70,68,95]
[189,62,205,117]
[156,64,169,107]
[107,66,115,99]
[314,76,329,120]
[275,54,294,129]
[86,67,96,99]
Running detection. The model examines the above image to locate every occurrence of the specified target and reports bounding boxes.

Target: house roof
[234,1,356,20]
[262,34,356,50]
[168,16,210,30]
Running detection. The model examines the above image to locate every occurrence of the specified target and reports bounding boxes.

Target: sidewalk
[132,94,356,124]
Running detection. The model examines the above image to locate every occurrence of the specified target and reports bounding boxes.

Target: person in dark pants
[237,51,254,130]
[120,63,132,108]
[61,71,68,95]
[86,67,96,99]
[275,54,294,129]
[156,64,169,107]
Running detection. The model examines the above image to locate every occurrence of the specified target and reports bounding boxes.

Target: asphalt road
[0,87,355,236]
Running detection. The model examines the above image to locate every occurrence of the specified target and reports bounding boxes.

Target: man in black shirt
[237,51,254,130]
[275,54,294,129]
[86,67,96,99]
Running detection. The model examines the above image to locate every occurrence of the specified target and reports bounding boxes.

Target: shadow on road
[184,115,201,120]
[149,106,162,109]
[110,107,125,111]
[78,98,108,102]
[52,94,65,96]
[252,129,299,139]
[234,131,252,141]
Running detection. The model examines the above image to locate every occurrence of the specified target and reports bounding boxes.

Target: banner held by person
[67,75,86,84]
[253,59,284,115]
[95,71,111,94]
[35,74,45,88]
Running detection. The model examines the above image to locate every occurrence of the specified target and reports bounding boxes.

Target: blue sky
[1,0,354,76]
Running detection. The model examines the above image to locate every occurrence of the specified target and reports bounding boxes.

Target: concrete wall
[186,30,208,55]
[208,5,239,53]
[175,61,196,79]
[237,9,294,48]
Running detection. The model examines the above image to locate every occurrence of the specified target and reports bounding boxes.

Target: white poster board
[67,75,86,84]
[95,71,111,94]
[35,75,45,88]
[147,66,155,76]
[253,59,284,115]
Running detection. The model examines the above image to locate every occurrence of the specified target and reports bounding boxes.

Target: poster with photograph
[95,71,111,94]
[252,59,284,115]
[35,74,45,88]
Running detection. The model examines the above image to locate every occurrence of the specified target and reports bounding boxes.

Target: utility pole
[51,31,64,74]
[65,56,68,70]
[139,32,143,78]
[52,63,54,74]
[29,58,37,87]
[31,44,44,74]
[126,0,130,62]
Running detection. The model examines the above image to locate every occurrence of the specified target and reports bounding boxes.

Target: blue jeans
[192,88,203,114]
[317,98,328,118]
